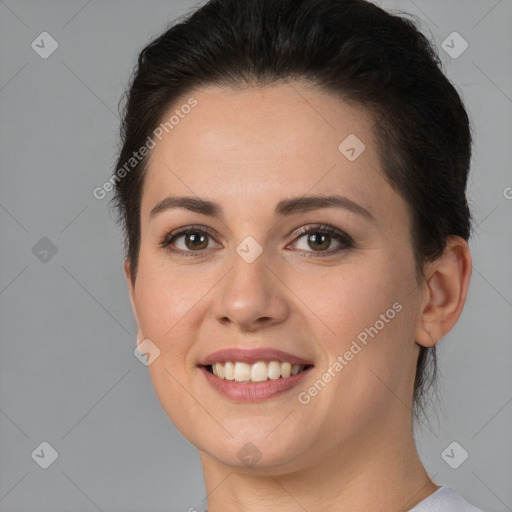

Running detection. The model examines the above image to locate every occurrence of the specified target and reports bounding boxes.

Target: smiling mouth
[203,361,313,382]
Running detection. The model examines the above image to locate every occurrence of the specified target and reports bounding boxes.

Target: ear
[415,236,472,348]
[123,259,144,343]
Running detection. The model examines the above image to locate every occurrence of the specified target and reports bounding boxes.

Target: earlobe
[123,260,135,307]
[415,236,472,348]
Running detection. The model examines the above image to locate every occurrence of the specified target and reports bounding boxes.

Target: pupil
[309,233,329,250]
[187,233,207,250]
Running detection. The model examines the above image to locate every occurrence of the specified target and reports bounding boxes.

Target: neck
[199,414,437,512]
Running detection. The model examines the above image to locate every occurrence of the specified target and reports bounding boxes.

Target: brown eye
[182,232,209,251]
[160,226,219,256]
[306,232,332,251]
[290,224,354,257]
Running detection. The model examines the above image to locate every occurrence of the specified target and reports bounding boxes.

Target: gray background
[0,0,511,511]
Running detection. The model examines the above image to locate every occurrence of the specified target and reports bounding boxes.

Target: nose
[212,244,290,333]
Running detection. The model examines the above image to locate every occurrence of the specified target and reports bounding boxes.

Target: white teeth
[280,362,291,378]
[234,362,251,382]
[214,362,225,379]
[251,361,268,382]
[268,361,281,380]
[210,360,306,381]
[224,361,235,380]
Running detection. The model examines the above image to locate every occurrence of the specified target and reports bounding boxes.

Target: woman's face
[126,83,427,473]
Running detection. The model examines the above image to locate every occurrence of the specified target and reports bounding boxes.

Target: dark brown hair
[111,0,473,417]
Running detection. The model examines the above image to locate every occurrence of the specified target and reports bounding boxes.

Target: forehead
[141,83,399,221]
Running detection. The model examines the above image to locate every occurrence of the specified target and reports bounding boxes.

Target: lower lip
[200,366,313,402]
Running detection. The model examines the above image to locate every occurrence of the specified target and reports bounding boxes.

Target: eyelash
[159,223,354,258]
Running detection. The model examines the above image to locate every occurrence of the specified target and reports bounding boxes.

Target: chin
[193,419,318,473]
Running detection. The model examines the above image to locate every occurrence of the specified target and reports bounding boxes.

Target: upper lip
[200,348,314,366]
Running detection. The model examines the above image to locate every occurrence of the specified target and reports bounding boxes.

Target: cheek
[132,257,207,434]
[297,259,403,341]
[133,252,200,356]
[301,258,415,396]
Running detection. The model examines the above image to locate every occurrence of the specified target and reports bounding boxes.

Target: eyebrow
[149,194,373,220]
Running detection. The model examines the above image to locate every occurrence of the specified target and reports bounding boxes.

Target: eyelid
[159,224,219,247]
[288,223,353,245]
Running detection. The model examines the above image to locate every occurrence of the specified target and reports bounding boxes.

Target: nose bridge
[214,235,288,329]
[226,236,270,306]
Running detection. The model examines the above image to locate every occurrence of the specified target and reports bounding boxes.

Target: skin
[124,82,472,512]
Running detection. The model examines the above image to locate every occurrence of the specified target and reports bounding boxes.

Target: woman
[112,0,481,510]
